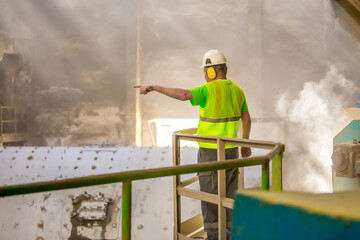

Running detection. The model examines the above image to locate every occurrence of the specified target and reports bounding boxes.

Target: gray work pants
[197,147,239,240]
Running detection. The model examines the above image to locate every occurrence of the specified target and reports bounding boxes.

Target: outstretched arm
[134,85,193,101]
[240,111,252,157]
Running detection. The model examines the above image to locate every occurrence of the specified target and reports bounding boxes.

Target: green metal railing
[172,128,284,240]
[0,129,284,240]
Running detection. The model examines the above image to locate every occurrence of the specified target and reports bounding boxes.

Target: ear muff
[207,67,216,79]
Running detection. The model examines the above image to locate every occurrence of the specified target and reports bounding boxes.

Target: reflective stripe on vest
[199,116,241,123]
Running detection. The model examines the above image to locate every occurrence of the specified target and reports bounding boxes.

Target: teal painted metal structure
[231,192,360,240]
[333,120,360,191]
[334,120,360,145]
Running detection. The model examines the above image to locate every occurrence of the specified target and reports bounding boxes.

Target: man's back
[190,79,248,149]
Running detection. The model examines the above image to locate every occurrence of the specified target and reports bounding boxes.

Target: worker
[134,49,251,240]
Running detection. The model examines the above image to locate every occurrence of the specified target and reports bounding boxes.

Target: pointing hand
[133,85,153,95]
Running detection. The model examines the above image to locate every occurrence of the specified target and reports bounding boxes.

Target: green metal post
[122,180,132,240]
[272,148,283,191]
[261,162,269,191]
[217,139,226,240]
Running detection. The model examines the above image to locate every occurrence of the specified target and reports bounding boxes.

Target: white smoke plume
[276,65,358,193]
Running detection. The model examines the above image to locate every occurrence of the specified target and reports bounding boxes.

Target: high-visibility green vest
[197,79,246,149]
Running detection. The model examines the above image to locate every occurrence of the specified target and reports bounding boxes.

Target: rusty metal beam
[336,0,360,25]
[348,0,360,12]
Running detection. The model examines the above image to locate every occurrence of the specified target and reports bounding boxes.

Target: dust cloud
[0,0,132,145]
[276,65,358,192]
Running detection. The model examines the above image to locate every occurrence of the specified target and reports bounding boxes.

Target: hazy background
[0,0,359,192]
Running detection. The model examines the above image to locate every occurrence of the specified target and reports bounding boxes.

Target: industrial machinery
[231,111,360,240]
[332,139,360,178]
[0,132,284,240]
[332,119,360,191]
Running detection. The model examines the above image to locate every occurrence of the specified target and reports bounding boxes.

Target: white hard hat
[200,49,227,68]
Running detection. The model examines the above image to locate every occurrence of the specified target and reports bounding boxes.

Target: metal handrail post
[173,133,181,240]
[272,146,284,191]
[217,139,227,240]
[14,108,17,134]
[26,108,29,134]
[122,180,132,240]
[261,161,270,191]
[0,107,2,136]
